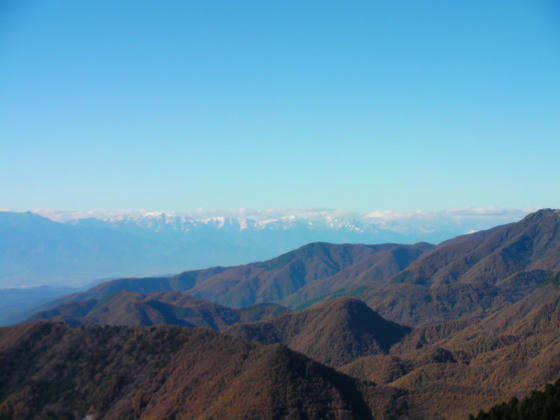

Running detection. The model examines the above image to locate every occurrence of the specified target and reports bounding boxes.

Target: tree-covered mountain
[0,322,406,419]
[341,283,560,419]
[30,290,288,329]
[363,209,560,325]
[469,379,560,420]
[50,242,432,311]
[3,209,560,419]
[226,298,410,367]
[52,209,560,328]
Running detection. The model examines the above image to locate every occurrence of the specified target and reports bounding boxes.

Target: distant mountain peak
[33,207,530,229]
[27,207,533,244]
[0,207,539,289]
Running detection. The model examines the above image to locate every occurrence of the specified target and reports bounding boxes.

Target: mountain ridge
[0,321,406,419]
[0,207,527,288]
[30,290,289,329]
[226,297,411,367]
[57,241,433,310]
[3,208,560,419]
[361,209,560,325]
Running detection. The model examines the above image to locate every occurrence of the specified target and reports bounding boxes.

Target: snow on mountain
[34,207,530,240]
[0,207,530,288]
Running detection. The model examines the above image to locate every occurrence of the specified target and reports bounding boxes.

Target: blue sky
[1,1,559,212]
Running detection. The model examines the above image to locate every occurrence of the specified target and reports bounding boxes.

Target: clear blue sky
[1,0,559,212]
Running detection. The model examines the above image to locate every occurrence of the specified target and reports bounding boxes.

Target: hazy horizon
[0,205,534,290]
[2,205,533,227]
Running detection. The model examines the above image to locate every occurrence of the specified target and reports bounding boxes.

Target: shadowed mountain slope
[0,322,407,420]
[61,242,433,310]
[364,209,560,325]
[282,243,434,308]
[226,297,411,368]
[394,209,560,287]
[341,283,560,419]
[30,290,288,329]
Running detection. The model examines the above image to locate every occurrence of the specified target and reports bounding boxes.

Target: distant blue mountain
[0,208,527,289]
[0,285,77,325]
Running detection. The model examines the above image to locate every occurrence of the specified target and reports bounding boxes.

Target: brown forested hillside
[227,297,411,367]
[30,290,288,329]
[0,322,407,420]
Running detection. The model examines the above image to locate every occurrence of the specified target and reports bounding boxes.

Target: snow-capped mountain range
[35,207,529,237]
[0,207,530,288]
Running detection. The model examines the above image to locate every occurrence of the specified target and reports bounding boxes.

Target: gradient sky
[1,1,559,212]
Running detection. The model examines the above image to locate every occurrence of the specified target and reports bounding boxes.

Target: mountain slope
[1,211,386,288]
[48,209,556,323]
[226,297,411,367]
[394,209,560,287]
[364,209,560,325]
[8,206,507,288]
[70,242,432,309]
[283,243,434,308]
[0,322,406,419]
[188,242,431,307]
[30,290,288,329]
[341,283,560,419]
